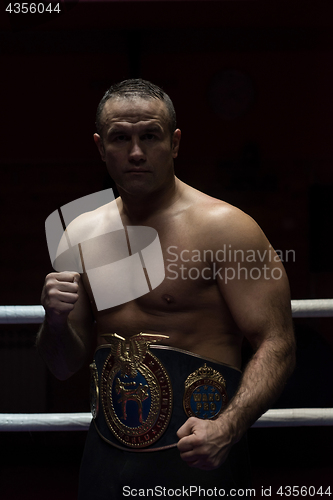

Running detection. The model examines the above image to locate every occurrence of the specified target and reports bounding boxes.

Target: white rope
[0,413,92,432]
[290,299,333,318]
[252,408,333,427]
[0,408,332,432]
[0,305,45,324]
[2,300,333,324]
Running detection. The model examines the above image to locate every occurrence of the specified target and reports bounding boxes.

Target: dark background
[1,1,333,498]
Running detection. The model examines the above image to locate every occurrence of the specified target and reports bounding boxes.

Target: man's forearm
[36,318,87,380]
[221,334,296,442]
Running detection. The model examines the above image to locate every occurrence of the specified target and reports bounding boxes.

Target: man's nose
[129,139,146,163]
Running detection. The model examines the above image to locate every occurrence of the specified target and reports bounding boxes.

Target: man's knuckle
[48,288,58,299]
[195,436,205,447]
[44,279,53,289]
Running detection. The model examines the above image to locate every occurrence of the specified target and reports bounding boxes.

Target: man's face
[94,97,181,197]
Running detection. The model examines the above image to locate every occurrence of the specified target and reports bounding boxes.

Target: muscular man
[37,79,295,499]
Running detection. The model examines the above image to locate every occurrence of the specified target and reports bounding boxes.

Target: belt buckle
[99,333,173,449]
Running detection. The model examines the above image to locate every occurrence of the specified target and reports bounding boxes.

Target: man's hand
[41,271,80,326]
[177,416,233,470]
[38,271,92,380]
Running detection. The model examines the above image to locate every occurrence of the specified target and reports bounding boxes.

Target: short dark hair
[95,79,177,138]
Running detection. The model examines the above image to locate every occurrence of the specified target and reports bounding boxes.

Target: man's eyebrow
[141,125,163,133]
[107,126,128,135]
[140,125,163,135]
[108,124,163,136]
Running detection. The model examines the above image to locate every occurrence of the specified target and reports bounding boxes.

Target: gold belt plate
[100,333,173,449]
[183,363,228,419]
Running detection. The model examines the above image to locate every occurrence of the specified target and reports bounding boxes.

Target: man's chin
[119,180,155,198]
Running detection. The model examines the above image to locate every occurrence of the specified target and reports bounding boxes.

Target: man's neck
[117,176,182,224]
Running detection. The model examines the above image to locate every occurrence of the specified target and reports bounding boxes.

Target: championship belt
[90,334,242,452]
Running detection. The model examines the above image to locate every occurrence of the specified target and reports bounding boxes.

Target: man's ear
[94,133,106,161]
[172,129,181,159]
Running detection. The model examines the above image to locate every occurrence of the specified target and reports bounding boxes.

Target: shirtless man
[37,79,295,498]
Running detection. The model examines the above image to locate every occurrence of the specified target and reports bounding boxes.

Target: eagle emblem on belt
[99,333,173,448]
[107,332,166,377]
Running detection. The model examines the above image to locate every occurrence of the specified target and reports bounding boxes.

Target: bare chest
[84,216,230,324]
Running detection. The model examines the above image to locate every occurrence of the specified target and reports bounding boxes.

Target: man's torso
[77,182,244,369]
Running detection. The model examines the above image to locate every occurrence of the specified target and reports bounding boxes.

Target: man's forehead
[101,97,169,128]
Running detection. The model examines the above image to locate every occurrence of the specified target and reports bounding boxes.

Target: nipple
[162,294,175,304]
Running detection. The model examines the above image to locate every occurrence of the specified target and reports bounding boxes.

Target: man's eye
[114,135,129,142]
[142,134,156,140]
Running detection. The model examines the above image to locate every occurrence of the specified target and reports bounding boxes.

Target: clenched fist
[177,416,233,470]
[41,271,80,325]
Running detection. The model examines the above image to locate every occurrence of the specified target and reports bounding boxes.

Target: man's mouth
[126,169,151,173]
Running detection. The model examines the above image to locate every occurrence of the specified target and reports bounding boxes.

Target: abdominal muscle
[94,295,243,371]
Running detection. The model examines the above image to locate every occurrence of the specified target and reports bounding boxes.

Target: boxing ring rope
[1,299,333,431]
[0,305,45,324]
[2,299,333,324]
[1,408,333,432]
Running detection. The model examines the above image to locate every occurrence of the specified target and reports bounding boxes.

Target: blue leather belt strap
[92,344,242,452]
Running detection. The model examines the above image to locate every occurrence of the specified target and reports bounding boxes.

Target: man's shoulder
[65,199,122,245]
[183,185,267,249]
[184,185,255,229]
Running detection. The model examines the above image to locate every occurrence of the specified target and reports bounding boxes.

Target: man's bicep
[217,247,293,348]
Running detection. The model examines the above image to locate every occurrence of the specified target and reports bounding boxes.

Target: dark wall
[1,0,333,306]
